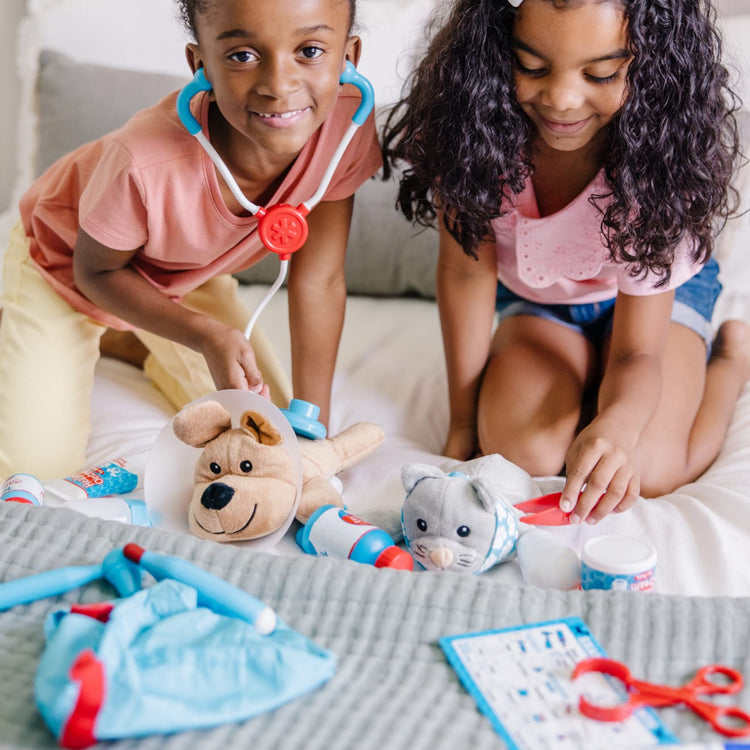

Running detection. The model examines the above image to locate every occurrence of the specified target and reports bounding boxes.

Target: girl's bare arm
[436,215,498,460]
[72,228,266,394]
[287,196,354,428]
[560,289,674,522]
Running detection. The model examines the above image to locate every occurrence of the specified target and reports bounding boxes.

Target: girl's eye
[585,72,620,85]
[228,50,258,64]
[514,60,547,78]
[209,462,222,475]
[300,45,324,60]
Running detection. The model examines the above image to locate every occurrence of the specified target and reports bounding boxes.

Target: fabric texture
[0,222,291,481]
[35,50,189,179]
[494,256,723,348]
[1,501,750,749]
[31,50,439,301]
[0,220,104,480]
[491,169,703,305]
[21,83,382,329]
[236,164,440,299]
[35,579,335,746]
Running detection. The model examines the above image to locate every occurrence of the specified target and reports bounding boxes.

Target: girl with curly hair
[0,0,380,480]
[384,0,750,524]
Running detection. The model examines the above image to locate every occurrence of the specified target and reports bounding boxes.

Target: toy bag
[34,579,335,748]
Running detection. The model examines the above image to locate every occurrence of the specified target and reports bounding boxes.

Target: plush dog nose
[201,482,234,511]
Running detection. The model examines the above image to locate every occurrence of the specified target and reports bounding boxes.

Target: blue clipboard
[440,617,679,749]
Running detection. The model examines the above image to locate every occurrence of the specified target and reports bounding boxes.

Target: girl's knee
[478,423,568,477]
[639,473,679,499]
[638,455,693,498]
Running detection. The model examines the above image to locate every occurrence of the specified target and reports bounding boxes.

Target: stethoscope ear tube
[176,67,212,135]
[340,60,374,126]
[176,61,373,138]
[176,60,375,338]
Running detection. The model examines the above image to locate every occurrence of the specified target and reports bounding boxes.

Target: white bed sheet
[84,280,750,598]
[4,0,750,599]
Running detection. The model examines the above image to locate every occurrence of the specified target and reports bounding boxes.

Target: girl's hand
[559,421,640,524]
[558,291,672,523]
[197,321,268,397]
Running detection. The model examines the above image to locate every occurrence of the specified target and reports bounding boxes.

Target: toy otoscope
[176,61,375,339]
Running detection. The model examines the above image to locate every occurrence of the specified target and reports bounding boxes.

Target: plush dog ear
[239,411,284,446]
[173,400,232,447]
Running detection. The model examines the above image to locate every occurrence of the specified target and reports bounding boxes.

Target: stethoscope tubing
[177,62,374,339]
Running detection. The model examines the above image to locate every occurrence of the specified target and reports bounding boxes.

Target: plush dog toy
[401,454,580,589]
[173,400,384,542]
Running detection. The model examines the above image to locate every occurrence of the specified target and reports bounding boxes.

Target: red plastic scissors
[516,492,573,525]
[573,657,750,738]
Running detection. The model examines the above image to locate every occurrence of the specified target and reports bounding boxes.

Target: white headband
[508,0,523,7]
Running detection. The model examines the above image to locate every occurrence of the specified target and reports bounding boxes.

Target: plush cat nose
[430,547,454,569]
[201,482,234,510]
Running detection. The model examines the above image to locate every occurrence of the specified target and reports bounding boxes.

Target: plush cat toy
[401,454,580,589]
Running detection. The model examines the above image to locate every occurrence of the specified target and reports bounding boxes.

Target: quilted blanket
[1,502,749,749]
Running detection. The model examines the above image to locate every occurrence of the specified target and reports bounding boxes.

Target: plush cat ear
[401,463,445,493]
[460,454,541,506]
[471,475,508,514]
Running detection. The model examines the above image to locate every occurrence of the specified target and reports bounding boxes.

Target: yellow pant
[0,221,292,480]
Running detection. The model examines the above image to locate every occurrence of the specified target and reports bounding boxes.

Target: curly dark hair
[176,0,358,40]
[383,0,743,284]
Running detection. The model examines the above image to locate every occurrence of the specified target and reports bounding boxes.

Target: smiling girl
[0,0,381,480]
[384,0,750,523]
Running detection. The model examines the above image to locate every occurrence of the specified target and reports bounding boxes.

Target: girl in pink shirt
[0,0,381,480]
[384,0,750,523]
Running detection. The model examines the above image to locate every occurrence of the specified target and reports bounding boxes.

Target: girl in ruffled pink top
[385,0,750,523]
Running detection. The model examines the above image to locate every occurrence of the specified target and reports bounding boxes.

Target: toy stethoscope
[176,60,375,341]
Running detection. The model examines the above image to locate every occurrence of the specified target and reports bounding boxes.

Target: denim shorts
[495,257,722,351]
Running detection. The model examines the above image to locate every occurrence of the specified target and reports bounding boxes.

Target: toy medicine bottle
[297,505,413,570]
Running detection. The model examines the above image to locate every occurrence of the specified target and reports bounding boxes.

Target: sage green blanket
[1,502,748,749]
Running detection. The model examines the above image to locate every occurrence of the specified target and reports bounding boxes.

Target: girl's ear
[344,35,362,68]
[185,44,215,99]
[185,43,204,77]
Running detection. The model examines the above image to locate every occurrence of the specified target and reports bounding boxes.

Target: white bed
[2,0,750,598]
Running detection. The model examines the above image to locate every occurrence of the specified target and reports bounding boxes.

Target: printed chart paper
[440,617,678,749]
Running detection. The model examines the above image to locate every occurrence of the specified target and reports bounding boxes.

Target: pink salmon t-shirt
[491,169,703,304]
[20,85,382,329]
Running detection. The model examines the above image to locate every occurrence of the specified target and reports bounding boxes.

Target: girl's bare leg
[636,319,750,496]
[477,315,598,476]
[99,329,149,367]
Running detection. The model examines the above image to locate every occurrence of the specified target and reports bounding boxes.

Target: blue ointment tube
[44,454,147,501]
[123,544,277,635]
